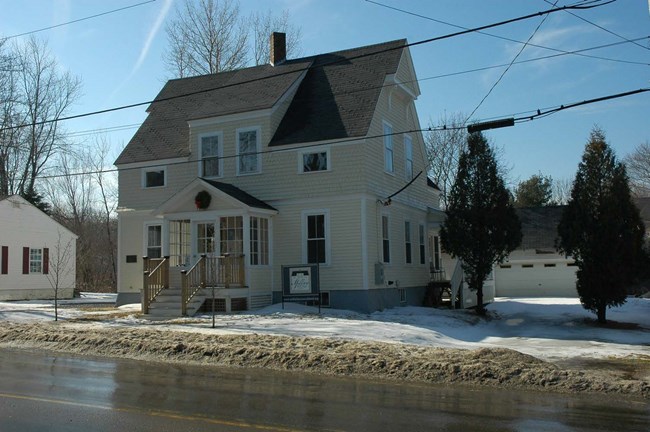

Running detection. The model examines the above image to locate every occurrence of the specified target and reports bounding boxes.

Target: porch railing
[142,256,169,314]
[181,254,246,315]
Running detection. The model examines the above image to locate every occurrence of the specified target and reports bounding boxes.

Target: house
[0,195,77,300]
[494,198,650,298]
[494,206,577,297]
[115,34,443,315]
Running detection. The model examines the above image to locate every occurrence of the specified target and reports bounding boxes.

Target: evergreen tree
[557,128,645,324]
[440,132,522,315]
[21,186,51,215]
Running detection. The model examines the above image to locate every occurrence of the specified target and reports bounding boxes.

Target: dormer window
[237,127,261,175]
[200,133,222,178]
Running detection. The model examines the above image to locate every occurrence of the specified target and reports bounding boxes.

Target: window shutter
[1,246,7,274]
[23,247,29,274]
[43,248,49,275]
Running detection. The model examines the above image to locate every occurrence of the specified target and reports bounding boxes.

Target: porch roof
[154,178,277,215]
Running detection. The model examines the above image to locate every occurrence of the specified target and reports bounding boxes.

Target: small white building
[0,195,77,300]
[495,206,577,297]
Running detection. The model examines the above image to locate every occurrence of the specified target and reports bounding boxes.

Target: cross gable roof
[115,39,407,165]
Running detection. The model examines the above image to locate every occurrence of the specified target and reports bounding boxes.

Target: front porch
[142,254,250,317]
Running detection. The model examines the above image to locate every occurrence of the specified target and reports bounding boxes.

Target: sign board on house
[281,264,320,312]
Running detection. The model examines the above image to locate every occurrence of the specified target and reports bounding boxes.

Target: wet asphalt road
[0,348,648,431]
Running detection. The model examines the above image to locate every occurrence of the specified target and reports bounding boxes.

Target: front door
[194,221,216,262]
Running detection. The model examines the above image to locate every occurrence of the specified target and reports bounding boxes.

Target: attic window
[142,167,166,188]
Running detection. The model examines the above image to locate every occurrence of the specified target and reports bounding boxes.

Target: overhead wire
[465,0,559,123]
[18,85,650,183]
[364,0,639,65]
[0,0,617,134]
[541,0,650,51]
[0,0,158,42]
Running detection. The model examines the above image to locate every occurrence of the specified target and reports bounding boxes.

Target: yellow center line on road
[0,392,344,432]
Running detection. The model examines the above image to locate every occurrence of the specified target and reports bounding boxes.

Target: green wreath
[194,190,212,209]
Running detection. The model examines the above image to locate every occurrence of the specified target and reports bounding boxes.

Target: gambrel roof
[115,39,407,165]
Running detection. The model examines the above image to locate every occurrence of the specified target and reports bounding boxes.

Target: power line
[1,0,157,41]
[542,0,650,51]
[364,0,637,65]
[465,1,558,123]
[0,0,614,134]
[2,33,645,149]
[24,85,650,182]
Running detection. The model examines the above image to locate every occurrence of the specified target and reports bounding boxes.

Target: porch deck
[142,254,248,317]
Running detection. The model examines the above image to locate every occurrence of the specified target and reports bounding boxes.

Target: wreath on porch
[194,190,212,210]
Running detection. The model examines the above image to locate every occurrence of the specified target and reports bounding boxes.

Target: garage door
[495,262,577,297]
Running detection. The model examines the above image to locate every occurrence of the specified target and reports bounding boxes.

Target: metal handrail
[449,260,463,310]
[181,254,206,316]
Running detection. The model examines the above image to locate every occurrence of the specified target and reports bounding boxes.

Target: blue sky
[1,0,649,185]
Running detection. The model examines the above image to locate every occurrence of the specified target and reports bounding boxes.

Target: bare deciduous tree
[44,137,118,293]
[425,113,511,208]
[164,0,303,78]
[425,113,468,208]
[552,177,574,205]
[250,9,302,65]
[0,37,81,197]
[624,140,650,196]
[164,0,248,77]
[46,230,75,321]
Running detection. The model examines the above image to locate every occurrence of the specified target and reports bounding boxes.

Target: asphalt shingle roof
[516,206,565,251]
[115,39,406,165]
[202,179,276,211]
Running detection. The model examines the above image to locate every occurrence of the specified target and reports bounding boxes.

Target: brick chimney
[270,32,286,66]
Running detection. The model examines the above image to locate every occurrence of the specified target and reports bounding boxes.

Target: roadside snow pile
[0,321,647,398]
[0,295,648,397]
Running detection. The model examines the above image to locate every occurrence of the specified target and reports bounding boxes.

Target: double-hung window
[404,135,413,179]
[383,122,393,173]
[304,212,328,264]
[23,247,48,275]
[419,224,426,265]
[237,127,260,175]
[404,221,412,264]
[382,215,390,263]
[200,133,222,177]
[146,225,162,258]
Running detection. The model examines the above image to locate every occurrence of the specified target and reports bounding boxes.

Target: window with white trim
[382,215,390,263]
[200,133,222,177]
[404,135,413,179]
[404,221,412,264]
[383,122,393,173]
[169,220,190,266]
[29,248,43,273]
[302,212,329,265]
[250,216,269,265]
[301,150,329,173]
[419,224,426,265]
[142,167,166,188]
[220,216,243,255]
[237,127,261,175]
[197,222,216,255]
[306,214,326,264]
[146,225,162,258]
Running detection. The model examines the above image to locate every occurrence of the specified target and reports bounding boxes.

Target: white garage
[495,207,577,298]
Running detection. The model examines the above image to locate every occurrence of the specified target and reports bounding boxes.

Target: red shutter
[43,248,49,275]
[23,247,29,274]
[1,246,7,274]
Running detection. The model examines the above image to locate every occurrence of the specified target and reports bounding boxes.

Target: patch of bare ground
[0,322,647,399]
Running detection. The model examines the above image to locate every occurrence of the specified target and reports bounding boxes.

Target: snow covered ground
[0,295,648,362]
